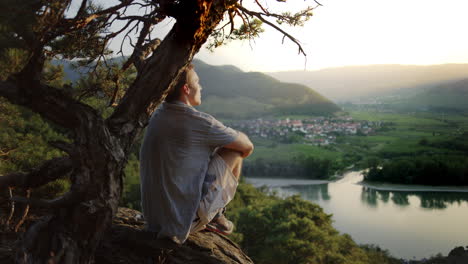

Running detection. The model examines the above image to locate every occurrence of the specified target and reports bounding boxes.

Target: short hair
[165,64,195,103]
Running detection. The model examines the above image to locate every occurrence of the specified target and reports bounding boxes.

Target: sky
[93,0,468,72]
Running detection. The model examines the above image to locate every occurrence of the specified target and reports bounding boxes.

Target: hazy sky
[95,0,468,72]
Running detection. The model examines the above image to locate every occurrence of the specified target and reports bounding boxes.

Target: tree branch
[64,0,135,31]
[237,5,306,56]
[0,148,17,156]
[14,189,31,232]
[0,157,72,189]
[6,187,15,230]
[75,0,88,19]
[11,190,82,209]
[122,38,162,73]
[0,77,96,130]
[49,141,75,155]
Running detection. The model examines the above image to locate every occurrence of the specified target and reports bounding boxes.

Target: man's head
[165,64,202,106]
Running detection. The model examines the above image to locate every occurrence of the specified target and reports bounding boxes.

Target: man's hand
[224,132,254,158]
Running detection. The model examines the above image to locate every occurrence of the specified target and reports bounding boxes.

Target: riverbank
[245,177,330,188]
[358,180,468,193]
[243,171,468,259]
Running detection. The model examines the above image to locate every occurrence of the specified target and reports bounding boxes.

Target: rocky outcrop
[1,207,253,264]
[95,208,253,264]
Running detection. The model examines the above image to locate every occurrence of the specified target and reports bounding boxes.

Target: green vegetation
[242,137,344,179]
[364,155,468,186]
[0,51,71,197]
[224,182,400,264]
[344,110,468,185]
[244,109,468,183]
[244,152,337,179]
[199,95,273,119]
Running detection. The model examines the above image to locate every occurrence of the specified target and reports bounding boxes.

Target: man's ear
[182,84,190,94]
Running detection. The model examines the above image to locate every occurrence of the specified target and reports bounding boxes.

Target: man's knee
[217,148,242,170]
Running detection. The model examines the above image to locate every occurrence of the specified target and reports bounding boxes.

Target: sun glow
[196,0,468,72]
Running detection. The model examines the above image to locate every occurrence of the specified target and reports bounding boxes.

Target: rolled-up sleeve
[206,117,239,147]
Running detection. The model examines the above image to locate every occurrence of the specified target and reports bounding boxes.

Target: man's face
[186,69,202,106]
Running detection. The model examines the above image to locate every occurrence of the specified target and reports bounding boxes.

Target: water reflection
[361,187,378,208]
[285,184,331,201]
[360,187,468,209]
[247,172,468,259]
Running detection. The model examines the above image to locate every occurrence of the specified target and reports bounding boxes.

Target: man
[139,64,254,244]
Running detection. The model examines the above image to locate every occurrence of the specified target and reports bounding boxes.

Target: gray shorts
[190,154,238,233]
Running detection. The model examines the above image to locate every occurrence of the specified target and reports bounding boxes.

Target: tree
[0,0,318,263]
[235,195,369,264]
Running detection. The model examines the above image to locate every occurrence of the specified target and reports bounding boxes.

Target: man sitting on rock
[139,63,254,244]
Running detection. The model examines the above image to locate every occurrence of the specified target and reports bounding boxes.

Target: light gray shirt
[139,101,238,243]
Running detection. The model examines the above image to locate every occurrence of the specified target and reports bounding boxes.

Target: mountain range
[58,59,468,115]
[192,60,340,118]
[268,64,468,102]
[57,59,341,118]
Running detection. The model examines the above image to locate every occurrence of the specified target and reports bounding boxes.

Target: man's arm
[223,132,254,158]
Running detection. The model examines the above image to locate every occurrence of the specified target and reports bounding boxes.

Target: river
[245,171,468,260]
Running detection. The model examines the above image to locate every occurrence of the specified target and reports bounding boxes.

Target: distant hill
[193,60,341,118]
[268,64,468,101]
[54,58,341,118]
[390,78,468,112]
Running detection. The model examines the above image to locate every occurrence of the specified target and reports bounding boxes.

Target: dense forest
[364,155,468,186]
[363,133,468,186]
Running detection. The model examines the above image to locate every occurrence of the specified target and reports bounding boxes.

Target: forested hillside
[193,60,341,118]
[389,78,468,112]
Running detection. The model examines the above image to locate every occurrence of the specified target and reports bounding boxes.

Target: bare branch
[65,0,135,31]
[228,9,235,34]
[0,148,17,156]
[6,187,15,230]
[234,9,249,31]
[122,38,162,72]
[106,19,136,40]
[108,78,121,108]
[0,157,72,189]
[14,189,31,232]
[254,0,269,14]
[237,5,306,56]
[75,0,88,18]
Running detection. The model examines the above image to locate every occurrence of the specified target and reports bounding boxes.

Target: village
[228,116,381,146]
